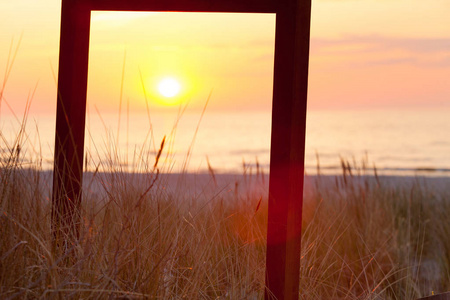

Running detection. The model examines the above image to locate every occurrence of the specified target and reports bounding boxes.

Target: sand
[23,168,449,200]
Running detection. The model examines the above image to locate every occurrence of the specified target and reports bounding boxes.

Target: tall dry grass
[1,103,450,299]
[2,116,450,299]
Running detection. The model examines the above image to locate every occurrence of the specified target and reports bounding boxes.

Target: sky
[0,0,449,116]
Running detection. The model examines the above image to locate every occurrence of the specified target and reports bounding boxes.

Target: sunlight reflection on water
[2,108,449,176]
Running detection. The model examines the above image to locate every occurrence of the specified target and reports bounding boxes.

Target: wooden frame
[52,0,311,299]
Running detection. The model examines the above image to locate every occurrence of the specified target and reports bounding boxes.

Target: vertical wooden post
[51,0,90,253]
[265,0,312,299]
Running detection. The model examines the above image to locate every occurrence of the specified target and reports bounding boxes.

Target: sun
[158,77,181,98]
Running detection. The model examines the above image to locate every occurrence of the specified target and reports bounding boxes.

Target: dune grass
[1,108,450,300]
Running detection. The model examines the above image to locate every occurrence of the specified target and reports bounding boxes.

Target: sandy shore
[19,169,450,199]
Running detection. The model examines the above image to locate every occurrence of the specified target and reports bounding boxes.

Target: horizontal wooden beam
[79,0,278,13]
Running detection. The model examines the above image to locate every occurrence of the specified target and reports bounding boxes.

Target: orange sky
[1,0,449,116]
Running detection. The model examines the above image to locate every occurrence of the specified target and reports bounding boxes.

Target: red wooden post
[53,0,311,297]
[52,0,91,252]
[265,0,311,298]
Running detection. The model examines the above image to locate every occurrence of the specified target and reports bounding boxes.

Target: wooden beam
[87,0,277,13]
[52,0,91,253]
[265,0,311,299]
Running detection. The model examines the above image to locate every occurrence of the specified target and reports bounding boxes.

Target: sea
[1,108,449,177]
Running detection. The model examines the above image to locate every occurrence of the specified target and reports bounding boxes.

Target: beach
[19,167,450,201]
[2,101,450,300]
[2,162,450,298]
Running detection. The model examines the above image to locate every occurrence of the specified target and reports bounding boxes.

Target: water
[305,109,450,176]
[1,108,449,176]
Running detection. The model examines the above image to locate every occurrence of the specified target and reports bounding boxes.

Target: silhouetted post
[265,0,311,299]
[52,0,90,253]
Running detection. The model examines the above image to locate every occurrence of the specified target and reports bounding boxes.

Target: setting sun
[158,77,181,98]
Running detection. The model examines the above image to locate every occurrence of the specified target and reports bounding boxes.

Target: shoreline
[13,168,450,198]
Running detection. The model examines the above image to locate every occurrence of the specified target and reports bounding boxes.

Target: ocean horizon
[1,107,449,177]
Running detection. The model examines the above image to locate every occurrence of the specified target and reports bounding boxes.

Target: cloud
[310,35,450,68]
[311,35,450,54]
